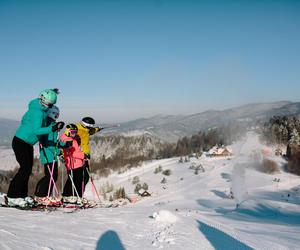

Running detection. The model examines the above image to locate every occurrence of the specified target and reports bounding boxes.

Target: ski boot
[6,197,28,208]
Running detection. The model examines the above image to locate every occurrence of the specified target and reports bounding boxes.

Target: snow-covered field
[1,132,300,250]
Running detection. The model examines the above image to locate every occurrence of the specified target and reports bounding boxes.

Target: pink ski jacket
[60,134,85,170]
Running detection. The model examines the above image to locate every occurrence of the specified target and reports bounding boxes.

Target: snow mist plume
[232,163,247,204]
[231,132,266,205]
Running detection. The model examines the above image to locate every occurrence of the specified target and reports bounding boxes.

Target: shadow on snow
[211,189,231,199]
[197,198,300,226]
[197,220,254,250]
[96,230,126,250]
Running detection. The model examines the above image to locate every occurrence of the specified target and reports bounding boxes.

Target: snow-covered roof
[208,146,233,155]
[138,189,146,194]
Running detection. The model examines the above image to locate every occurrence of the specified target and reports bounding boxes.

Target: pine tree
[158,165,162,172]
[134,183,142,193]
[105,181,114,193]
[132,176,140,185]
[289,128,300,145]
[161,177,167,184]
[113,189,119,200]
[162,169,172,176]
[142,182,148,190]
[103,191,107,200]
[121,187,126,198]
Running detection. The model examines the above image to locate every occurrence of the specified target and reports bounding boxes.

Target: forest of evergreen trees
[261,116,300,146]
[158,122,248,158]
[261,116,300,175]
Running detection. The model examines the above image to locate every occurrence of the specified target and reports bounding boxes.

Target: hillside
[1,101,300,145]
[106,101,300,142]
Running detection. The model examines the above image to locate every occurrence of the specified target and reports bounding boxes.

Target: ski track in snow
[1,132,300,249]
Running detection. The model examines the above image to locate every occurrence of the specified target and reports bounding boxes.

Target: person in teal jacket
[7,89,65,207]
[35,106,71,199]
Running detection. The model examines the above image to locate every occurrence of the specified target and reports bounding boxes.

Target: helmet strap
[40,99,49,108]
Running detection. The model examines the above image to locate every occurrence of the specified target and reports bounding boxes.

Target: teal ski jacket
[39,119,66,165]
[15,98,53,145]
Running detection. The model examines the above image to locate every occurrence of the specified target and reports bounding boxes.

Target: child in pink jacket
[60,124,88,200]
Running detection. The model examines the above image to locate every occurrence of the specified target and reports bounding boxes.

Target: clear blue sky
[0,0,300,123]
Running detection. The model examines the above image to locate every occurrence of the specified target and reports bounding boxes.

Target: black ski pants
[35,162,58,197]
[7,136,34,198]
[63,162,89,197]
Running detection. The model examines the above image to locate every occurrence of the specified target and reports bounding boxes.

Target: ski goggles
[69,129,78,135]
[40,99,54,108]
[81,121,94,128]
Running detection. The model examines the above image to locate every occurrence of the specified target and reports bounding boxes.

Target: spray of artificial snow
[232,163,247,205]
[231,132,266,206]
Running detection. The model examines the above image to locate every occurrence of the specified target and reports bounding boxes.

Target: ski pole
[82,166,85,197]
[39,143,60,197]
[81,160,89,197]
[69,153,75,197]
[65,150,81,199]
[98,124,120,130]
[85,161,101,202]
[69,147,85,200]
[47,162,59,197]
[85,158,97,200]
[68,172,81,200]
[57,154,64,194]
[46,133,61,197]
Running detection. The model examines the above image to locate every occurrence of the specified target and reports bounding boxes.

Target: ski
[0,203,57,212]
[0,193,120,212]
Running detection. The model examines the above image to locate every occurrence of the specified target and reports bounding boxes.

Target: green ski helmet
[39,89,58,107]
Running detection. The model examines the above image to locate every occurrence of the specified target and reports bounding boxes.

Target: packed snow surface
[0,132,300,249]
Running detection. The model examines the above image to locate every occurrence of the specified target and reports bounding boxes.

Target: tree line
[261,116,300,175]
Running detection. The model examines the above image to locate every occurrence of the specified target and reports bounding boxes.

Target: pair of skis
[0,200,97,213]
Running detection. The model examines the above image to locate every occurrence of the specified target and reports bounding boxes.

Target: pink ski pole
[85,160,101,201]
[47,161,59,197]
[39,143,60,197]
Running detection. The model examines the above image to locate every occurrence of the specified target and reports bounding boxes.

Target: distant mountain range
[1,101,300,145]
[108,101,300,142]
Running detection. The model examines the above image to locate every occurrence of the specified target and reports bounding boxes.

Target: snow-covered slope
[0,132,300,249]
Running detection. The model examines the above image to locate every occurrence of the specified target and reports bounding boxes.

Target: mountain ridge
[1,101,299,144]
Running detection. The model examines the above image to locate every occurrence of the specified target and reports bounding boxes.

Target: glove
[64,140,73,148]
[89,127,96,135]
[89,127,102,135]
[84,153,90,160]
[52,121,65,131]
